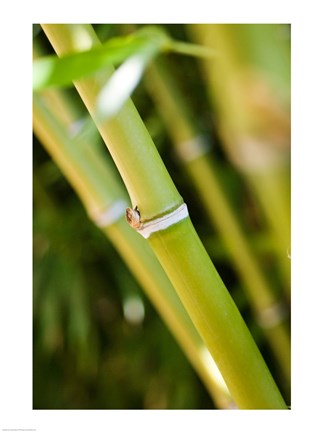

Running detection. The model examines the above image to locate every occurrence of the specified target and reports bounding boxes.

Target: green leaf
[33,27,170,91]
[33,26,216,92]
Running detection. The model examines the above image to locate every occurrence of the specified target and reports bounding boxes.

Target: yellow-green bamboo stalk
[33,90,234,408]
[145,57,290,383]
[39,23,287,409]
[188,24,291,293]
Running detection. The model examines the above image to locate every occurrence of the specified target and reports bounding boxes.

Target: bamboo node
[126,203,188,239]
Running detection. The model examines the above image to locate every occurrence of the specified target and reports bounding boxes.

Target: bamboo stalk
[145,57,290,384]
[39,23,287,408]
[33,90,233,408]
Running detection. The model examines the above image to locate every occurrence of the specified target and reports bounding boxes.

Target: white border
[2,4,324,432]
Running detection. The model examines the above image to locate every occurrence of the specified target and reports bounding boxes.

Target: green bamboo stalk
[145,57,290,383]
[33,90,233,408]
[39,23,287,409]
[188,24,291,293]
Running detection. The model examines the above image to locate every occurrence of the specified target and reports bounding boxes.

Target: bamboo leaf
[33,27,170,91]
[33,26,216,92]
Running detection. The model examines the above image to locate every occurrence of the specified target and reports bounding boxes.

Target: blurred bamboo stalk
[33,88,234,408]
[145,56,291,386]
[188,24,291,296]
